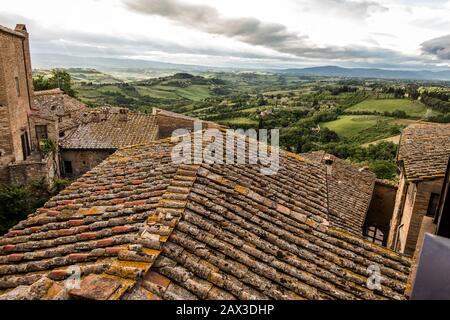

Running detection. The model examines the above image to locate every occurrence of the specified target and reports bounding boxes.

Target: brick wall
[60,149,114,179]
[403,179,443,255]
[157,114,196,139]
[392,178,444,255]
[0,25,34,176]
[154,108,222,139]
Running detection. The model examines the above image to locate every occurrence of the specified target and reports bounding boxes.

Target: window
[427,193,440,218]
[63,160,73,175]
[364,226,385,246]
[15,77,20,96]
[35,125,48,141]
[59,131,65,138]
[20,132,30,160]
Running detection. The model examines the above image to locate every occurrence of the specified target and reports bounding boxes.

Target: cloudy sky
[1,0,450,69]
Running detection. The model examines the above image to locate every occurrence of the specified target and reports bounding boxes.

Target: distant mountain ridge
[32,53,450,81]
[280,66,450,81]
[32,53,222,72]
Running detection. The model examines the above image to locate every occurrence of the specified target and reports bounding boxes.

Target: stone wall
[60,149,114,179]
[366,181,398,240]
[29,115,58,151]
[8,154,57,186]
[0,155,14,184]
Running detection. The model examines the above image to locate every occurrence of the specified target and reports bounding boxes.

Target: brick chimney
[324,155,334,175]
[119,108,128,122]
[81,112,90,124]
[100,107,109,121]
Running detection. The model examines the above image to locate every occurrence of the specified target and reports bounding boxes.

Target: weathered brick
[48,269,70,281]
[77,232,98,241]
[112,226,133,234]
[7,254,24,262]
[68,253,90,263]
[96,238,114,247]
[68,219,84,226]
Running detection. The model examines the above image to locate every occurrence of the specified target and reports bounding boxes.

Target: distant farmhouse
[1,23,450,300]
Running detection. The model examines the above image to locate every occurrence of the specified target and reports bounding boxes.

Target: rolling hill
[280,66,450,81]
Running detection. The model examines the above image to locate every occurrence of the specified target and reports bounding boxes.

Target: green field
[321,115,381,137]
[219,117,259,126]
[347,99,433,118]
[321,115,415,144]
[176,85,211,101]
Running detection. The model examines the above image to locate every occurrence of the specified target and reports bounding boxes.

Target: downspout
[394,223,404,252]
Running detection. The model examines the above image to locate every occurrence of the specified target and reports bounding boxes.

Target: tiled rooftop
[302,151,376,236]
[33,89,87,131]
[398,122,450,181]
[59,113,159,150]
[0,133,411,300]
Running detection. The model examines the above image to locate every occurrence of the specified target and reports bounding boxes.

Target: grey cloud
[1,5,446,70]
[0,13,286,62]
[123,0,409,62]
[303,0,388,19]
[123,0,304,47]
[421,35,450,60]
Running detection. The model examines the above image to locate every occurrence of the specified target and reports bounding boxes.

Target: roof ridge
[33,88,64,96]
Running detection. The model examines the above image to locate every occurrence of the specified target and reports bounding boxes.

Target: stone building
[58,109,159,178]
[0,131,411,300]
[56,107,223,179]
[0,22,223,184]
[388,123,450,256]
[33,88,87,138]
[0,24,57,186]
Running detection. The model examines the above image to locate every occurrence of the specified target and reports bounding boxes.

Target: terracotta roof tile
[302,151,376,236]
[59,113,158,149]
[398,122,450,181]
[0,133,411,300]
[33,89,88,131]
